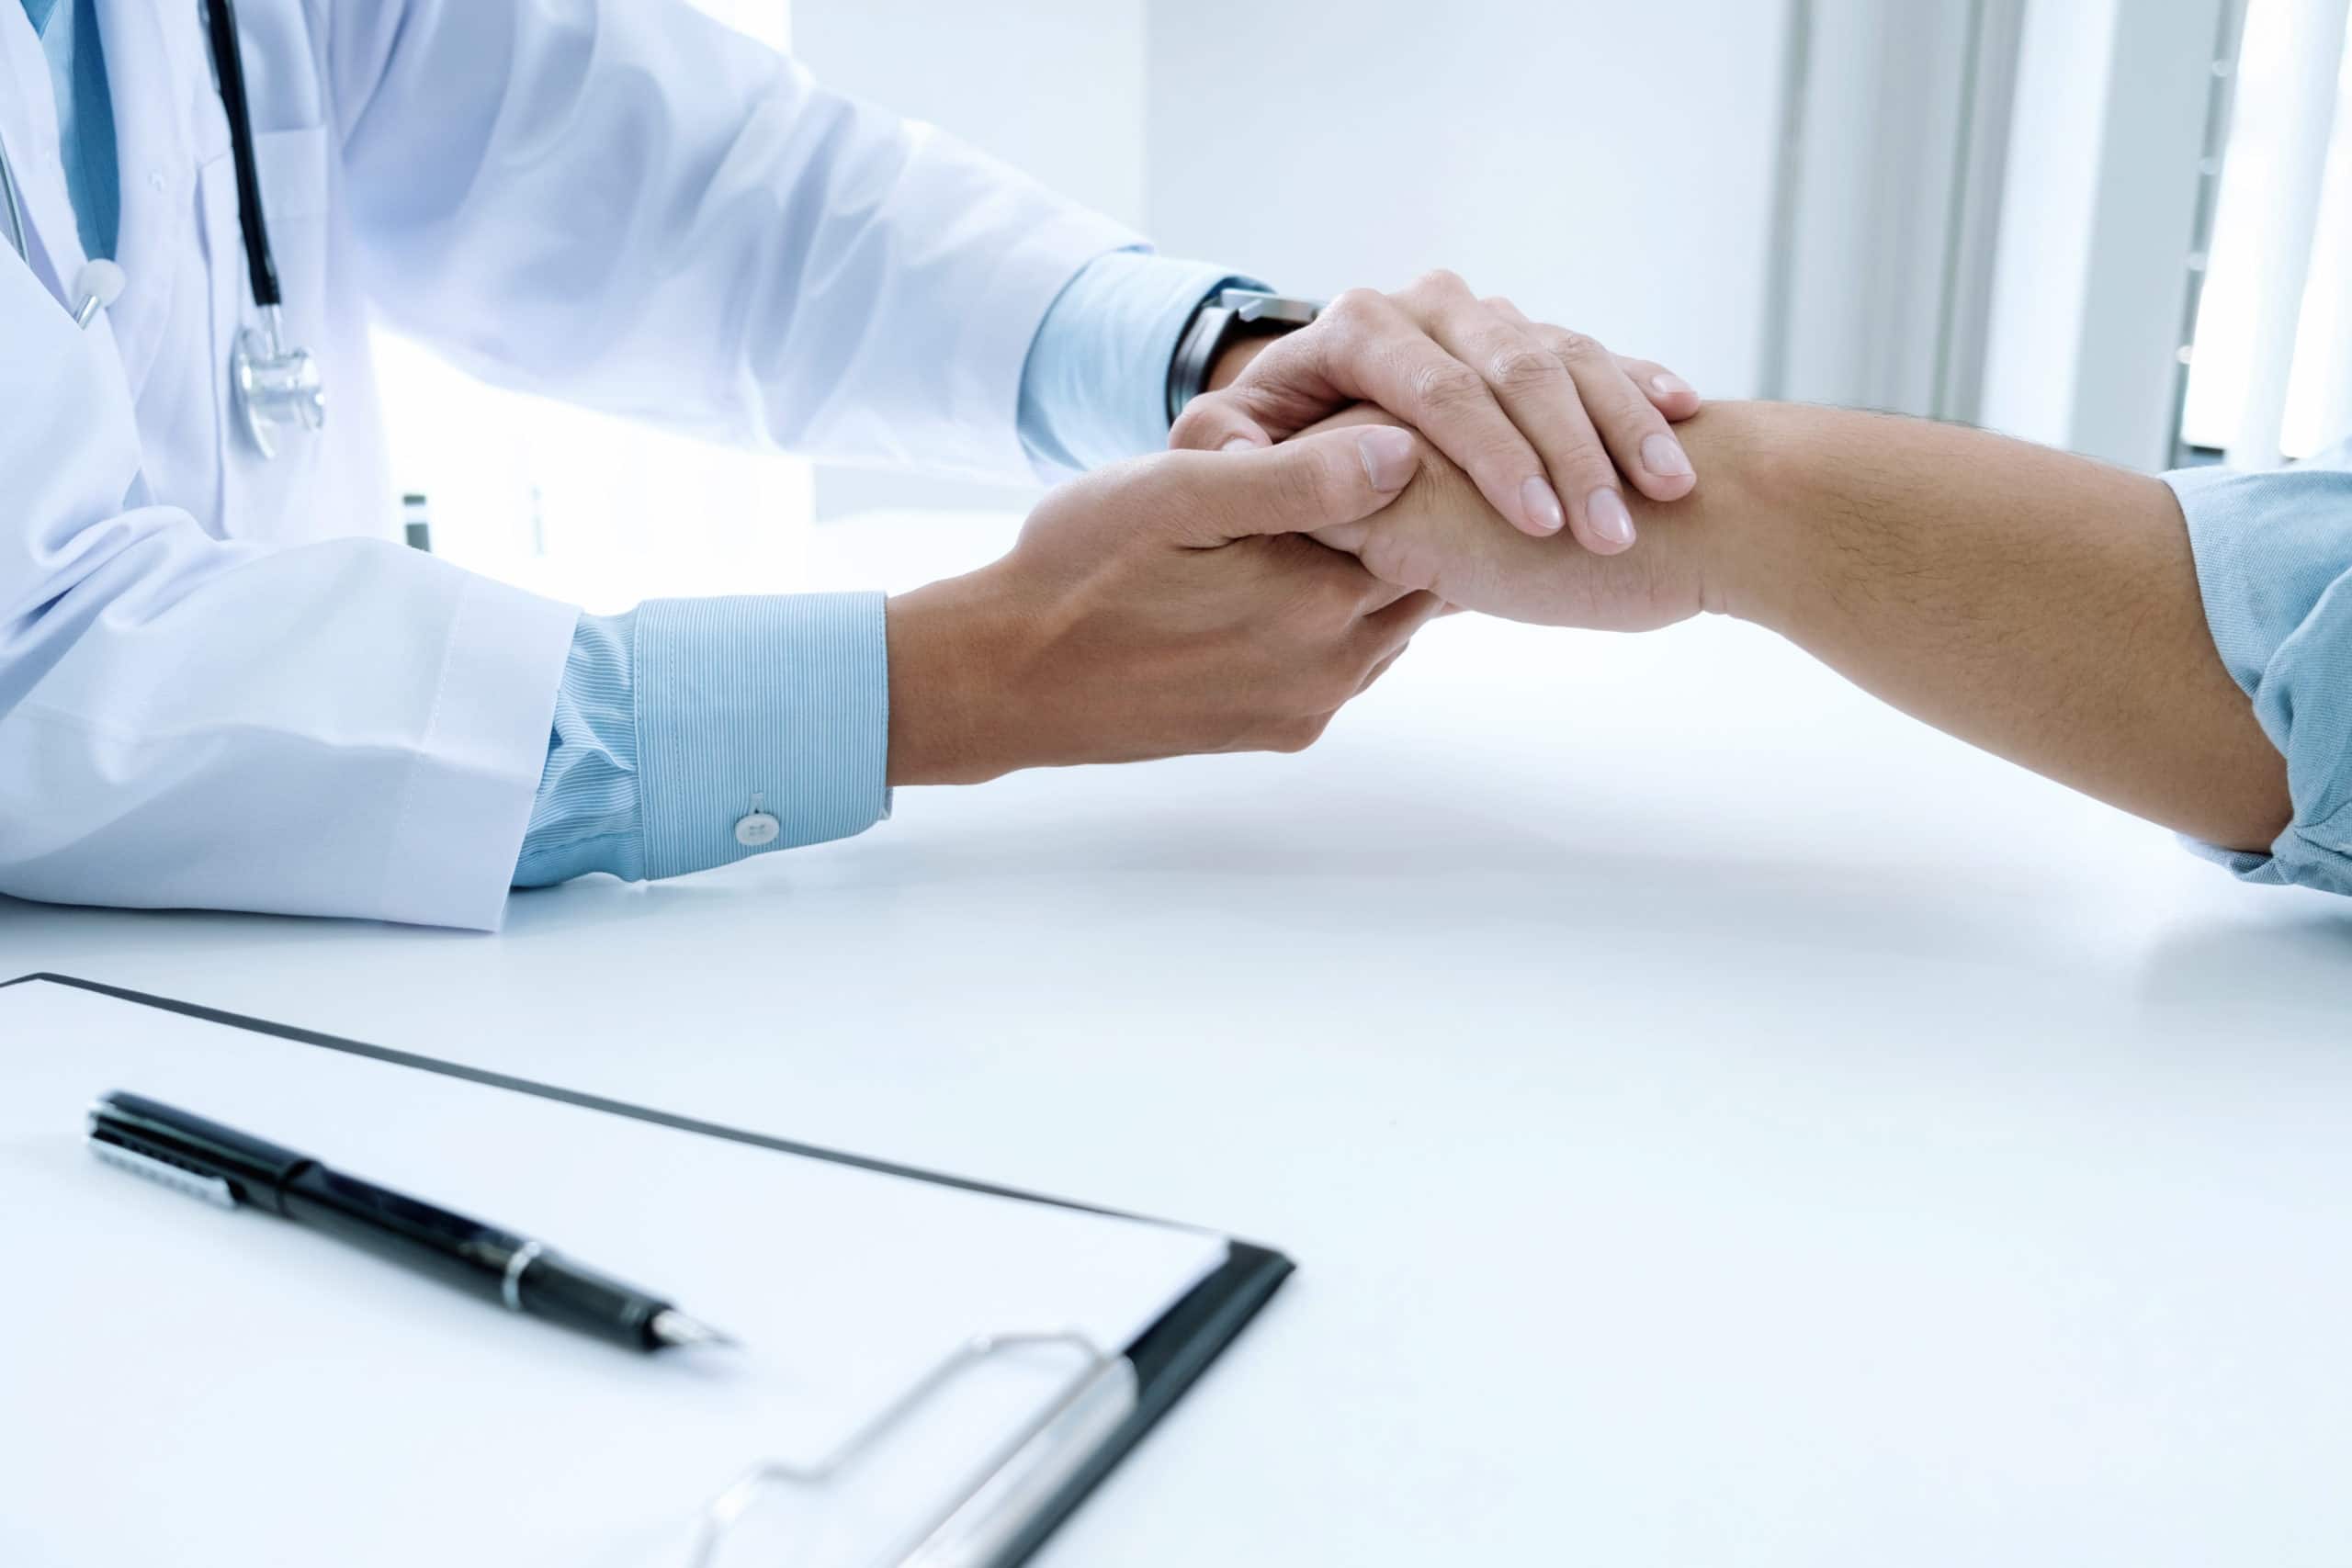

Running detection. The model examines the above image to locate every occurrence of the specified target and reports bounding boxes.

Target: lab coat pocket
[200,125,332,546]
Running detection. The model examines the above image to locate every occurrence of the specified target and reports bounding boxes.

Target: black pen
[86,1090,736,1354]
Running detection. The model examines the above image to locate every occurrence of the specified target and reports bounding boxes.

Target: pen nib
[651,1308,740,1351]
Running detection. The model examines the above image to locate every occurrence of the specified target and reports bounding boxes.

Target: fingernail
[1221,436,1257,452]
[1519,476,1566,534]
[1651,372,1694,400]
[1586,488,1636,548]
[1641,433,1692,479]
[1357,427,1419,491]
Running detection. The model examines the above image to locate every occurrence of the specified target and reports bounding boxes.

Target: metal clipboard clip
[682,1329,1138,1568]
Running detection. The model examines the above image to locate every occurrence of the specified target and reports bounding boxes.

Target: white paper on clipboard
[0,979,1227,1568]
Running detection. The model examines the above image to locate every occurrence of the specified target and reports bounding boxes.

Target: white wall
[793,0,1792,527]
[1143,0,1789,403]
[789,0,1148,520]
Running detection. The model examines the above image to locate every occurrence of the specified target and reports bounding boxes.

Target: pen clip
[87,1130,238,1211]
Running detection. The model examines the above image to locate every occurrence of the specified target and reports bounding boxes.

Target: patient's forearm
[1315,400,2289,850]
[1690,405,2285,851]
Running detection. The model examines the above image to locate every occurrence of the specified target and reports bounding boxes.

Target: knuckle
[1241,328,1311,380]
[1486,343,1566,396]
[1547,327,1607,364]
[1591,378,1664,433]
[1309,313,1363,367]
[1411,267,1469,299]
[1302,307,1364,366]
[1481,294,1517,314]
[1325,287,1384,326]
[1408,356,1487,412]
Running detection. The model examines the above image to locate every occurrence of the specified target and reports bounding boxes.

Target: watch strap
[1165,288,1324,424]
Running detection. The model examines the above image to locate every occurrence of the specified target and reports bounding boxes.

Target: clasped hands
[886,271,1718,785]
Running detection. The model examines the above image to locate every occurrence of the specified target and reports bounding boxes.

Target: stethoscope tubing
[5,0,317,453]
[202,0,281,311]
[0,6,276,305]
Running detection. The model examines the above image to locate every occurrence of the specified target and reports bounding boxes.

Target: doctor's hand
[884,426,1444,784]
[1170,276,1701,556]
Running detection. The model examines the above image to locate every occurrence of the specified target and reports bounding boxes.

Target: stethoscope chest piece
[206,0,323,460]
[6,1,326,459]
[232,306,326,460]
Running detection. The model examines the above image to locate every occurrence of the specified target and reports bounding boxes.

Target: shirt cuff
[1016,251,1262,476]
[2165,462,2352,894]
[637,592,890,877]
[514,593,890,887]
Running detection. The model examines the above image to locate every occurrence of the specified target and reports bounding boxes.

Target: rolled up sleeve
[2165,462,2352,896]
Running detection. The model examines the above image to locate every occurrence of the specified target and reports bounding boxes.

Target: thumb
[1169,388,1275,452]
[1174,424,1423,545]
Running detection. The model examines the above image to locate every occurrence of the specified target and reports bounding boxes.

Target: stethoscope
[0,125,120,322]
[0,0,322,457]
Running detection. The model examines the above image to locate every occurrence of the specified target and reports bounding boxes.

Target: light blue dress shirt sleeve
[20,0,119,261]
[514,596,890,887]
[2165,458,2352,897]
[1015,249,1261,474]
[520,249,1257,886]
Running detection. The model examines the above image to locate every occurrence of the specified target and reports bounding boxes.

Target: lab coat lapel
[94,0,196,402]
[0,2,89,298]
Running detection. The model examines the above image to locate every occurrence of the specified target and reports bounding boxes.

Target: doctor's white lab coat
[0,0,1137,928]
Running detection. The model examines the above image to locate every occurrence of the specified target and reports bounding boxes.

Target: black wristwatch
[1166,288,1324,424]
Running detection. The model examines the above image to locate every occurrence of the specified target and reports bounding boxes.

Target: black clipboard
[3,971,1295,1568]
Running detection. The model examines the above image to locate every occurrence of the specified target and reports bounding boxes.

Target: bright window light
[372,1,804,612]
[2181,0,2352,461]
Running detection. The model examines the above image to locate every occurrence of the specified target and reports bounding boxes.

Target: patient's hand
[1301,405,1720,633]
[1171,275,1701,552]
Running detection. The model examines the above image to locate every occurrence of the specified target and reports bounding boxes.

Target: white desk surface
[8,510,2352,1565]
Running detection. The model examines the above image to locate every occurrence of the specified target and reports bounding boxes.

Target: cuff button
[734,811,782,848]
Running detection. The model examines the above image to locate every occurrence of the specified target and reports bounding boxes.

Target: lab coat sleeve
[2165,462,2352,897]
[326,0,1146,482]
[0,257,578,930]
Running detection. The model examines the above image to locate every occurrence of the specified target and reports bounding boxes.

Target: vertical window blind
[2182,0,2352,466]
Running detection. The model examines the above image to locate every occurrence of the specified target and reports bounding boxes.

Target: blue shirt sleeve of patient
[2165,460,2352,897]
